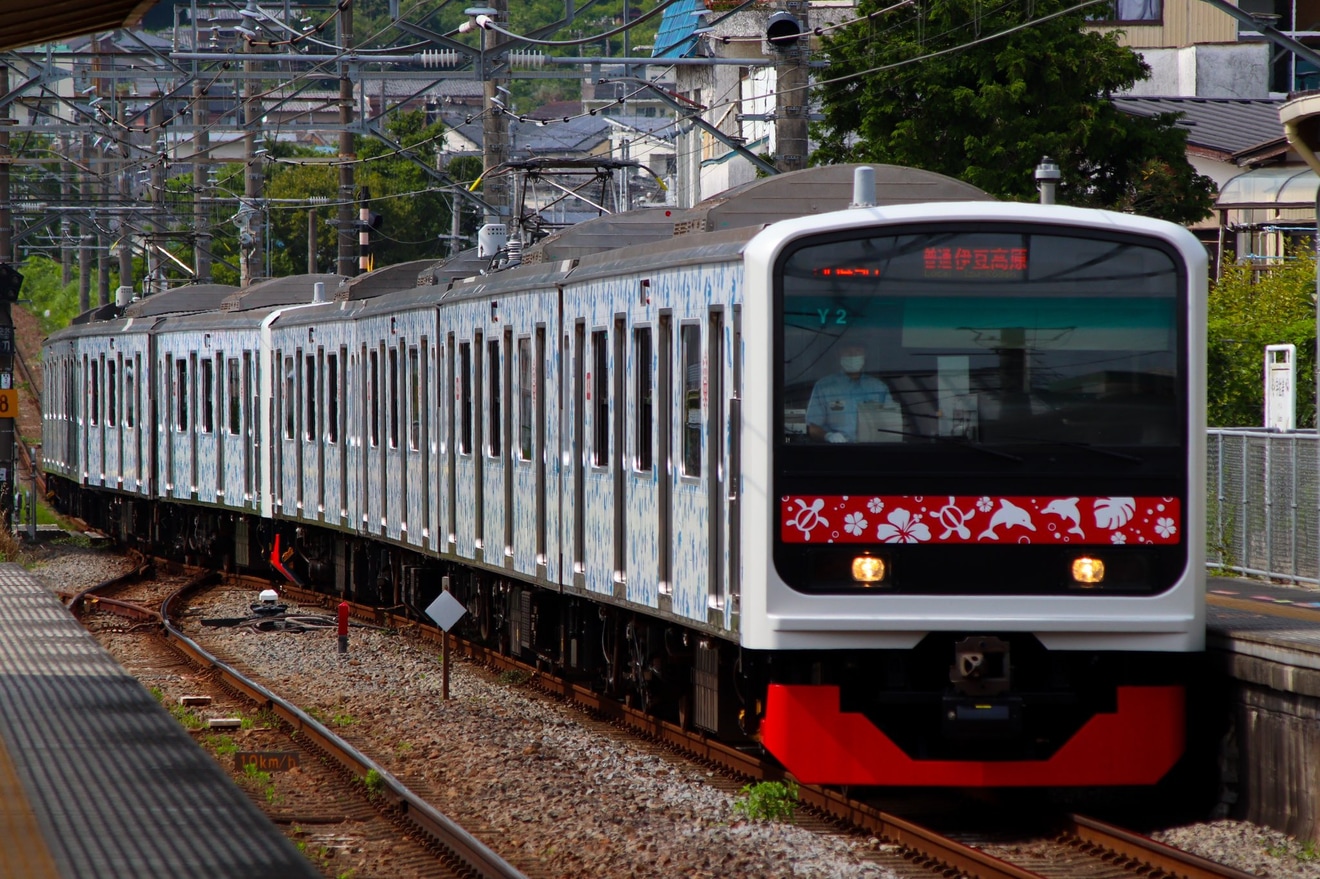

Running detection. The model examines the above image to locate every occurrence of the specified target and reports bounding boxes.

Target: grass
[733,780,799,823]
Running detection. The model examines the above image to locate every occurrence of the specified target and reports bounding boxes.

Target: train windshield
[778,227,1184,453]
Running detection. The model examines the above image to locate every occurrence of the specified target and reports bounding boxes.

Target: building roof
[652,0,706,58]
[1112,97,1286,157]
[0,0,153,51]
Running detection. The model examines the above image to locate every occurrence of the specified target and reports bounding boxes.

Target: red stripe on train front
[761,684,1184,786]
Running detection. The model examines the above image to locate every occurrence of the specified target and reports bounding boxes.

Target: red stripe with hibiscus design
[780,495,1181,545]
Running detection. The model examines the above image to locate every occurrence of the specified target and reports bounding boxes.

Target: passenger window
[177,358,189,432]
[283,356,294,440]
[327,354,339,444]
[634,328,652,472]
[488,339,501,457]
[125,360,136,429]
[369,349,380,448]
[228,359,241,435]
[592,330,608,466]
[681,324,701,476]
[389,347,400,449]
[409,346,420,451]
[90,358,100,426]
[107,359,117,426]
[518,337,532,461]
[202,358,215,434]
[459,342,472,454]
[305,354,316,441]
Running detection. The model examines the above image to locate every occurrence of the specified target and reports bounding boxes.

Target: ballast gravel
[27,543,1320,879]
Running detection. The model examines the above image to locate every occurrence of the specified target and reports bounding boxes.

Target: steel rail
[1065,814,1263,879]
[157,574,527,879]
[77,569,527,879]
[282,586,1263,879]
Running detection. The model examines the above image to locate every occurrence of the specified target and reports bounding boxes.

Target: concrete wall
[1123,43,1271,98]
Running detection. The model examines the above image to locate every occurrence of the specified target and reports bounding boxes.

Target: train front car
[741,201,1206,787]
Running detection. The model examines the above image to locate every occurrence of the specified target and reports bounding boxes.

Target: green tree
[813,0,1216,224]
[1208,249,1317,428]
[18,255,83,333]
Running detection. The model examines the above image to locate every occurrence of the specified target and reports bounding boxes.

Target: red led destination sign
[924,246,1027,275]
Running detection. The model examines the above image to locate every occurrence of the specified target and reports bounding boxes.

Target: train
[42,163,1207,787]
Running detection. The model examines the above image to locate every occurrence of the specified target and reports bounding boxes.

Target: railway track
[69,563,528,879]
[274,583,1257,879]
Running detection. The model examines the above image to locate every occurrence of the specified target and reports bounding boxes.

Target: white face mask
[839,355,865,373]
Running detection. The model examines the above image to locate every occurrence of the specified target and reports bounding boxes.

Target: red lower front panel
[761,684,1184,786]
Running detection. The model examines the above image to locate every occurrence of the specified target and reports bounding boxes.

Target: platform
[0,563,320,879]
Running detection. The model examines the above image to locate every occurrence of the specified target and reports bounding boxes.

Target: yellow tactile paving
[0,731,61,879]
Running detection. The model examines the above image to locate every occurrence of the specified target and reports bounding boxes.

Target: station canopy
[0,0,153,52]
[1216,166,1320,210]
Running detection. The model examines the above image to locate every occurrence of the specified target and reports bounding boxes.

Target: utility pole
[241,67,263,286]
[148,97,165,295]
[769,4,808,174]
[77,136,91,311]
[481,0,510,225]
[0,63,13,533]
[337,1,357,276]
[193,77,212,283]
[117,102,134,298]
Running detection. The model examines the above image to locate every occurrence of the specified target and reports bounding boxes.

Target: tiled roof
[652,0,706,58]
[1112,96,1285,156]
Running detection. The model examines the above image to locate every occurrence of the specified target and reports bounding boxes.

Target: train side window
[90,357,100,426]
[488,338,501,457]
[681,324,701,477]
[108,358,118,426]
[409,346,420,450]
[283,355,295,440]
[228,358,241,435]
[370,348,380,448]
[592,329,608,466]
[177,357,189,432]
[202,357,215,434]
[517,336,532,461]
[634,328,652,472]
[459,342,472,454]
[305,354,317,441]
[327,353,339,444]
[125,360,135,429]
[389,346,400,449]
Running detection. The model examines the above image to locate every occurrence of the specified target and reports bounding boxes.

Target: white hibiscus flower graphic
[867,497,885,514]
[1110,532,1127,544]
[1154,517,1177,539]
[876,508,931,544]
[844,512,868,536]
[976,496,994,513]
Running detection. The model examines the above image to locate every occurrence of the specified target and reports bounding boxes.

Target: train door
[535,326,547,573]
[378,341,388,536]
[190,352,199,498]
[612,315,626,593]
[707,309,725,615]
[658,313,672,595]
[337,345,348,524]
[316,347,326,519]
[96,353,105,483]
[446,334,456,550]
[393,339,406,540]
[163,354,173,493]
[473,329,485,553]
[111,354,122,486]
[728,306,742,614]
[502,328,513,564]
[296,349,306,514]
[65,358,76,478]
[418,339,430,545]
[572,320,585,584]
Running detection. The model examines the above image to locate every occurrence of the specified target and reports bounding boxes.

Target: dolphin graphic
[1041,497,1085,539]
[977,499,1036,541]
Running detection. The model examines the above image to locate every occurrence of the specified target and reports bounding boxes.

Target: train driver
[806,344,895,443]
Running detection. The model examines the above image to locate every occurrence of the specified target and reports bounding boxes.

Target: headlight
[851,554,887,584]
[1071,555,1105,586]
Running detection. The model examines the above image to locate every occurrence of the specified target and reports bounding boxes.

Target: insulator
[506,50,546,69]
[419,49,460,68]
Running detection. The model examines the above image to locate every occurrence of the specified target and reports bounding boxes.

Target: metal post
[336,2,357,276]
[193,77,212,283]
[1035,156,1061,205]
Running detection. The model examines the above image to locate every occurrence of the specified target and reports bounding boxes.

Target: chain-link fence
[1208,429,1320,584]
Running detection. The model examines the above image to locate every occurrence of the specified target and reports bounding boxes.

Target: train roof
[105,284,240,320]
[519,163,992,268]
[333,259,444,302]
[220,274,347,312]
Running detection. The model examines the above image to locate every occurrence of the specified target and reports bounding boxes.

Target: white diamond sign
[426,590,468,632]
